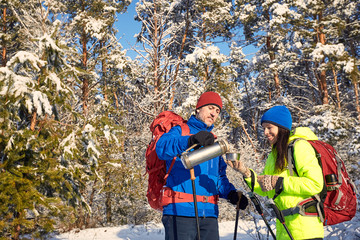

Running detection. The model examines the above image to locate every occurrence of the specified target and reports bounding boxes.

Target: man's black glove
[188,131,214,148]
[227,190,248,210]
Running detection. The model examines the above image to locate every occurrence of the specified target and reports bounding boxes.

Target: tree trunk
[101,40,108,101]
[266,35,280,97]
[105,191,112,223]
[243,77,257,136]
[265,10,280,98]
[13,212,21,240]
[354,82,360,121]
[114,92,119,109]
[153,0,159,91]
[316,12,329,105]
[85,178,98,227]
[152,0,161,113]
[81,2,89,115]
[305,60,318,104]
[105,172,112,223]
[30,111,37,131]
[202,7,209,83]
[268,85,272,101]
[2,7,7,66]
[332,67,341,110]
[347,25,360,120]
[169,7,190,109]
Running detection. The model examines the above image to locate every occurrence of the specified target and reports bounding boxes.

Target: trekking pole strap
[249,170,255,192]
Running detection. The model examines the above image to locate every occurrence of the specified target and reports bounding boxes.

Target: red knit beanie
[196,91,223,110]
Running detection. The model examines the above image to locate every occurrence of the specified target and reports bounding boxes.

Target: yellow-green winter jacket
[245,127,324,240]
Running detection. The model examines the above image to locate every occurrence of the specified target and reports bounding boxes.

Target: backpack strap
[287,138,305,176]
[164,123,191,180]
[180,123,190,136]
[308,140,343,189]
[281,194,323,222]
[162,187,219,205]
[285,138,325,222]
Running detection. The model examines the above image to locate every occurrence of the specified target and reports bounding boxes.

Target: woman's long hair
[273,127,291,172]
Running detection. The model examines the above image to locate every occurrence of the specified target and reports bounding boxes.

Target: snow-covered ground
[50,214,360,240]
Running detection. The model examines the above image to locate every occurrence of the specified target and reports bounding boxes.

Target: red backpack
[288,139,358,226]
[145,111,190,211]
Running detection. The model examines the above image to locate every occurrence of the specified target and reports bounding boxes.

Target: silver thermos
[181,139,229,169]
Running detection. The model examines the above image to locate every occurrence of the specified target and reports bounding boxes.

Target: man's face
[196,105,221,127]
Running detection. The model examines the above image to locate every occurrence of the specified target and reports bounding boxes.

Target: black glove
[188,131,214,148]
[227,190,248,210]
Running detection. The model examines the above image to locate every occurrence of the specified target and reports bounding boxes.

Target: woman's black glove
[188,131,214,148]
[227,190,248,210]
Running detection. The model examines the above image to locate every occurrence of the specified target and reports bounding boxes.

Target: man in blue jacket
[156,91,248,240]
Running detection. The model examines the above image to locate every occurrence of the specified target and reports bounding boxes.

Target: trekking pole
[267,198,294,240]
[249,192,276,240]
[233,192,242,240]
[190,168,201,240]
[252,213,261,240]
[244,171,276,240]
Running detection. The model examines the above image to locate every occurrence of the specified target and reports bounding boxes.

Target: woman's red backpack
[145,111,190,211]
[288,139,358,226]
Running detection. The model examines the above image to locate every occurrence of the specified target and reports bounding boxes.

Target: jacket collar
[187,115,214,132]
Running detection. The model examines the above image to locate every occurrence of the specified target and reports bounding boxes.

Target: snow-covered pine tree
[234,0,280,102]
[283,0,360,169]
[0,0,80,238]
[58,0,135,229]
[233,0,360,130]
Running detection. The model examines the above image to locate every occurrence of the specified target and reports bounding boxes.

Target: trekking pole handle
[236,191,243,210]
[185,144,199,152]
[234,192,242,240]
[249,192,263,214]
[268,198,294,240]
[190,168,196,181]
[268,198,285,223]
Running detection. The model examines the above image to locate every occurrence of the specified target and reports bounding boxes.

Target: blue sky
[114,1,257,60]
[115,1,141,59]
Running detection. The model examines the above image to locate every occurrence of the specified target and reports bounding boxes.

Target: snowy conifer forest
[0,0,359,239]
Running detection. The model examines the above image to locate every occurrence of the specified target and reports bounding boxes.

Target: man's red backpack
[145,111,190,211]
[288,139,358,226]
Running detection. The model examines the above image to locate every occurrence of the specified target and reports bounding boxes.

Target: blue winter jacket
[155,115,236,217]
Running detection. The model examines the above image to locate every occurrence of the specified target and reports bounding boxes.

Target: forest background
[0,0,359,239]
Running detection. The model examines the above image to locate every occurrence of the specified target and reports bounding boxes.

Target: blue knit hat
[261,105,292,131]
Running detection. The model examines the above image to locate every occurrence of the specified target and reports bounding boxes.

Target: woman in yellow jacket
[227,105,324,240]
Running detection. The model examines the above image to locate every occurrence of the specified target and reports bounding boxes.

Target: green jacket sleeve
[244,169,269,197]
